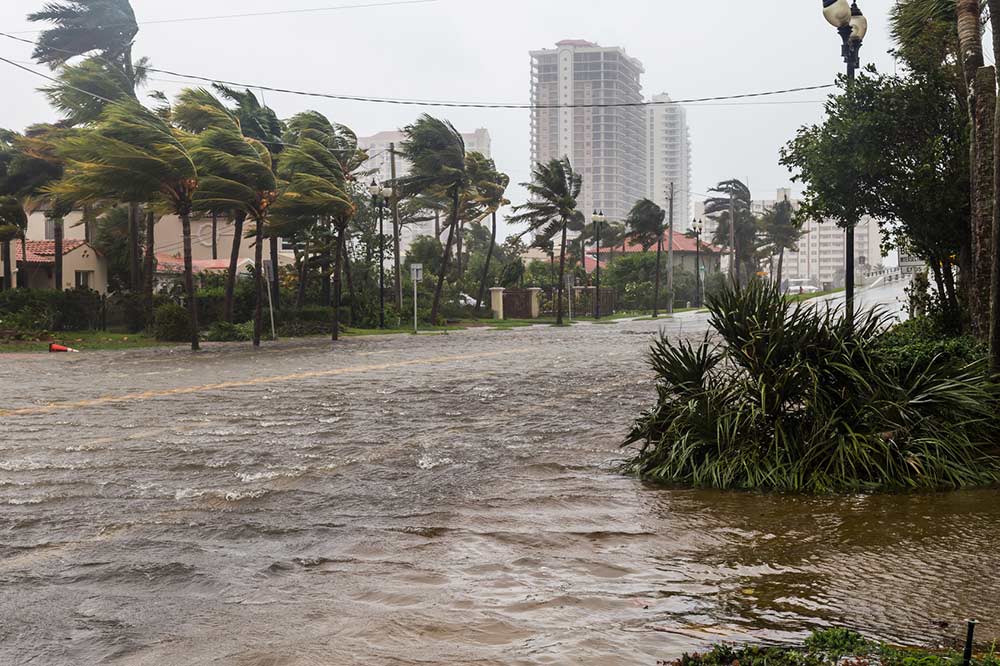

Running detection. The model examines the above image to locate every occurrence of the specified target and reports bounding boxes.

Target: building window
[75,270,93,289]
[45,218,57,240]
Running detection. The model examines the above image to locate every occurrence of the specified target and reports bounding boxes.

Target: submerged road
[2,282,998,666]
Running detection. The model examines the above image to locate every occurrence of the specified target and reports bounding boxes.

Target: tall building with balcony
[529,40,647,225]
[647,93,691,230]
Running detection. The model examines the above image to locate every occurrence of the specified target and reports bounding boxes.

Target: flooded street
[1,290,998,665]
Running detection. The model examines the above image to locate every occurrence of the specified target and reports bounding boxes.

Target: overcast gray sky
[1,0,905,238]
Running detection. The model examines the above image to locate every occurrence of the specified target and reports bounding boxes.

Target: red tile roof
[155,253,233,275]
[15,240,88,264]
[593,230,722,256]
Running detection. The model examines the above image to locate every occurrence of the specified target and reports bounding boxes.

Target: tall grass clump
[623,280,1000,493]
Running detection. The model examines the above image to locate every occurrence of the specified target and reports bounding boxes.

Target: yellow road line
[0,348,528,418]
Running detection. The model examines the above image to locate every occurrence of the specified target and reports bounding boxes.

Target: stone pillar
[528,288,542,319]
[489,287,505,320]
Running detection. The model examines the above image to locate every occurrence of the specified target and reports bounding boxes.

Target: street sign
[411,263,423,282]
[262,259,275,283]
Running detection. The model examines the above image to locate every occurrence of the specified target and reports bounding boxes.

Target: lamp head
[849,2,867,41]
[368,180,380,196]
[822,0,851,28]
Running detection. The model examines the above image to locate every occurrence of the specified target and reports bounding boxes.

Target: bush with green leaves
[665,628,1000,666]
[203,321,253,342]
[623,280,1000,493]
[0,288,102,332]
[152,303,193,342]
[876,316,986,374]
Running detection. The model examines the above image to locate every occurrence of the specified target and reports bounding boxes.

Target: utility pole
[667,182,675,315]
[389,143,403,313]
[729,191,737,286]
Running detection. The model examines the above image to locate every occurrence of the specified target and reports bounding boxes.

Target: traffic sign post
[411,263,423,334]
[262,260,277,341]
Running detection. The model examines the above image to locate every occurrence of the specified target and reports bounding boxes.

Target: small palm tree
[626,199,667,317]
[509,157,584,326]
[704,179,756,287]
[470,157,510,312]
[51,101,201,350]
[758,198,802,288]
[398,115,469,325]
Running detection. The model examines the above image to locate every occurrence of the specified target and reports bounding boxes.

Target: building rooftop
[15,240,90,264]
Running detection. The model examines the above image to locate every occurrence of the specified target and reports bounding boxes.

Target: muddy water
[0,305,997,664]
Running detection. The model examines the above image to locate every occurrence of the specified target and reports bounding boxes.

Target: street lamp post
[593,210,606,319]
[692,218,704,308]
[369,180,394,329]
[822,0,867,320]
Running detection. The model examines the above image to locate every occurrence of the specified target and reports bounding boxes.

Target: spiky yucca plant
[624,280,1000,493]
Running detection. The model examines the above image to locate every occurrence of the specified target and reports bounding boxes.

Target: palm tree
[274,112,358,341]
[0,197,27,290]
[470,157,510,312]
[988,0,1000,371]
[759,197,802,288]
[29,0,148,294]
[704,179,756,287]
[191,119,282,347]
[509,157,584,326]
[51,101,201,350]
[398,115,468,325]
[625,199,668,317]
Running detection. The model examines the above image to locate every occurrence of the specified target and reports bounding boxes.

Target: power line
[0,31,834,110]
[8,0,440,34]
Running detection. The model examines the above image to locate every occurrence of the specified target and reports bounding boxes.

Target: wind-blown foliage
[626,198,667,315]
[50,100,201,349]
[509,157,584,325]
[623,280,1000,493]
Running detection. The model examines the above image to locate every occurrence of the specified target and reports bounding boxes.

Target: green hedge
[153,303,192,342]
[0,288,102,332]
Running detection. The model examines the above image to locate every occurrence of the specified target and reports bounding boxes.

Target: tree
[51,101,202,350]
[990,0,1000,371]
[759,197,802,288]
[0,197,27,290]
[398,115,469,325]
[30,0,148,294]
[463,155,509,312]
[274,112,357,341]
[509,157,584,326]
[703,179,757,289]
[626,199,668,317]
[782,68,969,318]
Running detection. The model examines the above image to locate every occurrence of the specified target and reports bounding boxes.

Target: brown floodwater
[1,285,997,665]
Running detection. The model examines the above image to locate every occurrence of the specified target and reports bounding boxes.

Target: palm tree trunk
[989,0,1000,371]
[253,228,264,348]
[53,217,63,291]
[224,211,245,323]
[556,223,568,326]
[269,235,281,311]
[296,238,310,309]
[943,259,960,314]
[476,210,498,312]
[957,0,988,330]
[392,203,403,312]
[456,219,464,280]
[18,231,27,288]
[211,210,218,260]
[341,232,357,325]
[128,202,141,292]
[180,212,200,351]
[972,66,996,337]
[776,247,785,289]
[1,240,10,290]
[143,210,155,324]
[652,238,663,318]
[321,235,332,308]
[332,224,343,342]
[430,184,460,325]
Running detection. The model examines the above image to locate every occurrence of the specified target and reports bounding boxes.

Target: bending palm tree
[274,111,358,341]
[626,199,668,318]
[472,159,511,312]
[398,115,468,325]
[51,101,202,350]
[509,157,584,326]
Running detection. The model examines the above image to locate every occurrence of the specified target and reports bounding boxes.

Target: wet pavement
[1,283,998,665]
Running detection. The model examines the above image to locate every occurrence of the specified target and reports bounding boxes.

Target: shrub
[0,288,102,332]
[876,316,986,373]
[153,303,193,342]
[203,321,253,342]
[623,280,1000,493]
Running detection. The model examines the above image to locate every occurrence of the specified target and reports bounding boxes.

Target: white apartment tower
[647,94,692,229]
[530,40,647,223]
